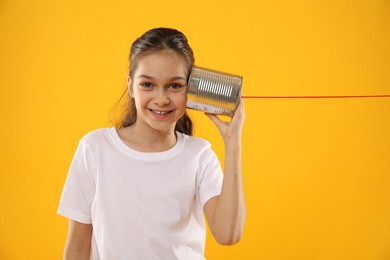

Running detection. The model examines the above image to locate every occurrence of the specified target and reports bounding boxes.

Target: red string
[241,94,390,99]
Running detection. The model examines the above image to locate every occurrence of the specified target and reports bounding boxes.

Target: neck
[117,123,177,152]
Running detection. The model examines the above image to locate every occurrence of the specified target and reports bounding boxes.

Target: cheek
[133,93,149,111]
[174,92,187,107]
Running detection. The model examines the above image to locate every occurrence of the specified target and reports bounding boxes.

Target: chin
[148,123,176,133]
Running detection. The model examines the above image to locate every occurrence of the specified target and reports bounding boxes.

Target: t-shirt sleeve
[57,140,96,224]
[197,147,223,209]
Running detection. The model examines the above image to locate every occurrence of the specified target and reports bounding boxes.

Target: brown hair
[111,28,194,135]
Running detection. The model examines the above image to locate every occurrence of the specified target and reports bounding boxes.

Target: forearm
[64,249,90,260]
[211,139,246,244]
[204,101,246,245]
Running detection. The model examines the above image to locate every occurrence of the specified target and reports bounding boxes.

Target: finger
[236,99,246,118]
[205,113,221,125]
[231,100,244,121]
[205,113,227,131]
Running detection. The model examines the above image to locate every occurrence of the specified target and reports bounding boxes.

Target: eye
[140,82,153,88]
[169,83,184,90]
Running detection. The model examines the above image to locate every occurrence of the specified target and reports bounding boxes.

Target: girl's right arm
[63,220,92,260]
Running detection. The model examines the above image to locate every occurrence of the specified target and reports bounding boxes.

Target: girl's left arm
[203,100,246,245]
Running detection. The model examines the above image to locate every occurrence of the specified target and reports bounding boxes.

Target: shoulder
[177,133,217,159]
[178,134,222,173]
[78,128,113,147]
[178,133,211,149]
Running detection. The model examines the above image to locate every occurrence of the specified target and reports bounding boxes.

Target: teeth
[154,110,169,115]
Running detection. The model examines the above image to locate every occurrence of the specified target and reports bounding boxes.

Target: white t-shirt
[58,128,223,260]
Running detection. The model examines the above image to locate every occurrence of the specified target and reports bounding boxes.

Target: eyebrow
[137,75,186,81]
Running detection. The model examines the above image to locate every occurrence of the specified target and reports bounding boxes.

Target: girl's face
[129,49,188,134]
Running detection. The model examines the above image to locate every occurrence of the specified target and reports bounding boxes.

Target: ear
[127,76,133,97]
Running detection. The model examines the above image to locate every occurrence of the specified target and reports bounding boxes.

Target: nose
[154,88,170,106]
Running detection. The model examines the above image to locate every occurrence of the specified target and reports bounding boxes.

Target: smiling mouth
[149,109,173,115]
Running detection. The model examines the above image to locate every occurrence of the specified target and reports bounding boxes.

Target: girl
[58,27,246,260]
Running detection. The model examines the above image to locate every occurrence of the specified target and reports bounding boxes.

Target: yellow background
[1,0,389,259]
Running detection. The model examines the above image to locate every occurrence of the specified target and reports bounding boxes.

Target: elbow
[214,225,245,246]
[209,205,247,246]
[217,236,243,246]
[215,231,243,246]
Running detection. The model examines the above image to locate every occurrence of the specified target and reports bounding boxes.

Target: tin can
[187,66,243,115]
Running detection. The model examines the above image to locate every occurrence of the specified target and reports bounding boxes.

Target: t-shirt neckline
[108,127,185,161]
